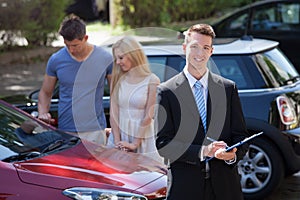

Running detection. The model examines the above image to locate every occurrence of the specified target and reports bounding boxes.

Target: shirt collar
[183,66,209,90]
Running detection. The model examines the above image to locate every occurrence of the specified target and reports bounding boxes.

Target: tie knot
[194,81,202,89]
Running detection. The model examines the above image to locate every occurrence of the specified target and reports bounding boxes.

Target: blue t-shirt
[46,45,113,132]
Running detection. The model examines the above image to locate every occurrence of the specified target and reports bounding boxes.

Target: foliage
[22,0,71,46]
[0,0,260,49]
[126,0,166,27]
[0,0,71,48]
[113,0,251,29]
[0,0,26,48]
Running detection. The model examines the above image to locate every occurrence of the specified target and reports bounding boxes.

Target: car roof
[132,37,279,56]
[237,0,299,9]
[213,37,279,54]
[231,0,297,10]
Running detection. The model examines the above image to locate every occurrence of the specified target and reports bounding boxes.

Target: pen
[206,137,229,148]
[206,136,217,143]
[205,137,229,162]
[207,131,263,152]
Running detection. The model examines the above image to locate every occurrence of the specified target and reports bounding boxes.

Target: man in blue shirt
[38,15,113,145]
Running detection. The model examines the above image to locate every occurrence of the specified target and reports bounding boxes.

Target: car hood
[14,141,167,196]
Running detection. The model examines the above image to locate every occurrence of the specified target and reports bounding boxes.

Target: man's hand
[38,113,56,124]
[204,141,227,157]
[215,147,237,161]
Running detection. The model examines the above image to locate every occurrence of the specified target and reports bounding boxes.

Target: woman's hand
[116,141,138,152]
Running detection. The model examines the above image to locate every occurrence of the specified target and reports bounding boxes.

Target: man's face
[64,35,87,57]
[183,32,213,73]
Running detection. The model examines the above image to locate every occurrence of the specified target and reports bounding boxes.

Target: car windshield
[0,102,77,161]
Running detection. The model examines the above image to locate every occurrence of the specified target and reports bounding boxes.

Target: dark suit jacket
[155,71,249,200]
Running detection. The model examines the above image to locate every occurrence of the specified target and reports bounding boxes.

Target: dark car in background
[0,100,167,199]
[4,36,300,199]
[66,0,109,22]
[212,0,300,72]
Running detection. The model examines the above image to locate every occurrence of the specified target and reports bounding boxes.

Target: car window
[148,55,258,89]
[148,56,185,82]
[0,105,37,160]
[104,79,110,96]
[255,48,299,87]
[280,3,300,24]
[211,55,255,89]
[229,12,248,31]
[279,2,300,31]
[252,2,300,31]
[148,57,167,82]
[0,104,71,160]
[166,56,186,80]
[252,7,274,30]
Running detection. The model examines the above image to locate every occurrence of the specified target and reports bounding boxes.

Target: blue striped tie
[194,81,206,133]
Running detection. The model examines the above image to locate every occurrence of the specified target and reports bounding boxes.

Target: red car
[0,100,167,199]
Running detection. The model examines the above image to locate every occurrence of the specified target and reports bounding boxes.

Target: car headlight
[62,187,148,200]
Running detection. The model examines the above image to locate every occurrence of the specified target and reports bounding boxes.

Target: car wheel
[238,138,284,200]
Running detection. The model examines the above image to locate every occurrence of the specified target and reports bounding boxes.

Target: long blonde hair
[111,36,151,95]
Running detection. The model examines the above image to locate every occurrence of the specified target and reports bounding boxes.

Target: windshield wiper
[41,140,65,154]
[41,137,80,154]
[2,151,41,162]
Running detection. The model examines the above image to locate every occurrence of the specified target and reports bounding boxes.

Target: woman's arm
[117,74,160,152]
[109,89,121,145]
[132,74,160,147]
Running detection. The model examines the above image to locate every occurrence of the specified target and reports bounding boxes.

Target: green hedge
[0,0,71,48]
[0,0,256,48]
[113,0,250,29]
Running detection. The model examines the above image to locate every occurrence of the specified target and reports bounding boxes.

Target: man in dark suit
[155,24,249,200]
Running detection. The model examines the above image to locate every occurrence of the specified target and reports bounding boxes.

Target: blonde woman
[107,36,163,162]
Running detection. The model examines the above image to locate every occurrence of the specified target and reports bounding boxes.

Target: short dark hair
[184,24,216,44]
[58,15,86,41]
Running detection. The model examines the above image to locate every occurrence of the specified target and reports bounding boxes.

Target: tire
[238,137,284,200]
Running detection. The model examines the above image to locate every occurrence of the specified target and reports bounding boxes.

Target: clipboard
[206,132,263,162]
[225,131,263,152]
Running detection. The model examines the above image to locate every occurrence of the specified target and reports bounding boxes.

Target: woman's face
[114,49,133,72]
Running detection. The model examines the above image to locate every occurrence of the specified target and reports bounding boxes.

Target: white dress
[108,74,163,163]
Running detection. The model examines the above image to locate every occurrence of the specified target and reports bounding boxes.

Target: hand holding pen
[206,137,237,161]
[206,132,263,161]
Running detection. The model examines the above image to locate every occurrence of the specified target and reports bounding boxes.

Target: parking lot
[1,1,299,197]
[0,51,300,199]
[1,28,300,199]
[265,172,300,200]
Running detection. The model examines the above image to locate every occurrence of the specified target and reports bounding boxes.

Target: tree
[0,0,71,48]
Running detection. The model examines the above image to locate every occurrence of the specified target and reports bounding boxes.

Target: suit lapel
[174,73,200,120]
[205,73,228,143]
